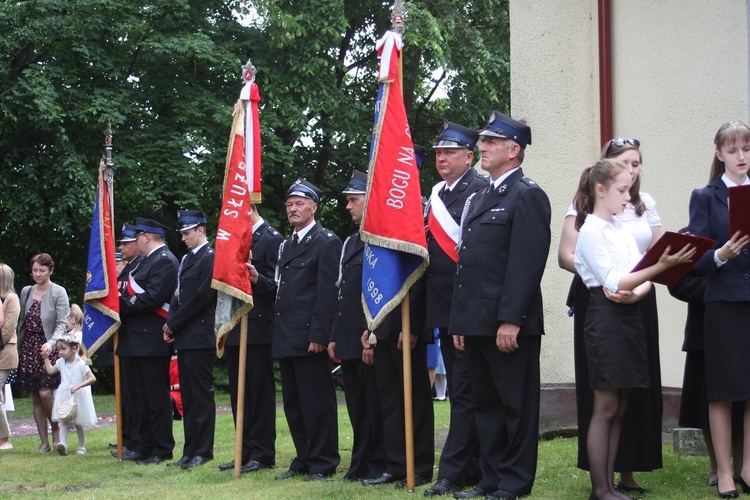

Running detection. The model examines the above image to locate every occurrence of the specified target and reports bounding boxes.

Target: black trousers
[129,355,175,459]
[437,329,480,486]
[340,358,387,479]
[118,355,136,450]
[373,339,434,479]
[279,353,340,475]
[466,335,540,497]
[177,348,216,458]
[225,343,276,465]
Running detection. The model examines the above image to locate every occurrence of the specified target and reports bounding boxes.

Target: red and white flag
[211,65,263,356]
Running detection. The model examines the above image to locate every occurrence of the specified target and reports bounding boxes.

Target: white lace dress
[51,357,97,426]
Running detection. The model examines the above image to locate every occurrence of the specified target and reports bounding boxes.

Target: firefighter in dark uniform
[118,218,178,465]
[163,210,217,469]
[110,223,142,459]
[423,122,487,497]
[328,170,387,480]
[218,204,283,474]
[273,179,342,481]
[449,112,551,500]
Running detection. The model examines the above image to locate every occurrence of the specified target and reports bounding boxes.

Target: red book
[728,184,750,237]
[631,231,715,287]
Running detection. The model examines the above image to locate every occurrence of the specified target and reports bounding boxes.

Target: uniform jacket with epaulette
[449,168,551,338]
[118,246,178,357]
[167,243,217,350]
[272,222,342,358]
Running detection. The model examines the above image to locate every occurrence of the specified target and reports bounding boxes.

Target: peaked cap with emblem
[286,178,323,204]
[342,170,367,195]
[118,223,137,242]
[176,209,207,232]
[134,218,168,236]
[478,110,532,149]
[434,121,479,150]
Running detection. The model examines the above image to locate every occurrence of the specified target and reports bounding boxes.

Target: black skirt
[574,279,662,472]
[584,287,648,390]
[704,302,750,401]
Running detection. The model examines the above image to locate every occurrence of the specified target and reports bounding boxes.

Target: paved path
[6,406,233,438]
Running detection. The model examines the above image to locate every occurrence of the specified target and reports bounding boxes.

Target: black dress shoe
[453,487,487,499]
[108,443,118,449]
[119,450,144,461]
[486,489,516,500]
[616,481,648,494]
[396,475,430,489]
[241,460,273,474]
[718,490,740,499]
[718,485,740,499]
[425,478,460,496]
[275,469,307,480]
[218,460,236,471]
[137,455,171,465]
[305,473,330,482]
[167,456,193,467]
[181,456,211,469]
[738,476,750,494]
[363,472,401,486]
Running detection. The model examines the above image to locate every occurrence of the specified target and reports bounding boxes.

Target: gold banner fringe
[212,280,254,358]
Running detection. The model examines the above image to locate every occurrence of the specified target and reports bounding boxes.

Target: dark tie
[290,233,299,249]
[439,187,449,201]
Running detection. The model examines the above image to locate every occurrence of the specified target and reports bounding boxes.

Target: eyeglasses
[606,138,639,157]
[610,138,640,148]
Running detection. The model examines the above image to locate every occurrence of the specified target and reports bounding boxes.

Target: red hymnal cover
[728,184,750,237]
[631,231,715,287]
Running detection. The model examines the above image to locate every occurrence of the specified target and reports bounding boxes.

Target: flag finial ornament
[391,0,405,34]
[242,59,256,85]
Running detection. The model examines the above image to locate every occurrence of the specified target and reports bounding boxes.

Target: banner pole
[233,314,249,478]
[401,294,415,491]
[114,332,123,460]
[102,122,125,461]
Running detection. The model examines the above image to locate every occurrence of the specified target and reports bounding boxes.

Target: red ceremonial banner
[361,35,426,250]
[359,30,429,330]
[212,102,255,355]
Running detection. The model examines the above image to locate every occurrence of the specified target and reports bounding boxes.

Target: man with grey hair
[449,112,551,500]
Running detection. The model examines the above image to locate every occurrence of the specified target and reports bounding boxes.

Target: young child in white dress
[42,333,97,455]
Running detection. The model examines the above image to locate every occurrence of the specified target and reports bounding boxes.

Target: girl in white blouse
[559,138,665,494]
[573,159,694,500]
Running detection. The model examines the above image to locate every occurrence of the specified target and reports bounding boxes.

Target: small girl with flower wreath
[43,333,97,455]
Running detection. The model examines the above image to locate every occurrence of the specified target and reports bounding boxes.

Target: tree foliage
[0,0,509,301]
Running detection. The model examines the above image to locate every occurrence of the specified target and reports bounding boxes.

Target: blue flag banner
[359,31,428,331]
[83,165,120,355]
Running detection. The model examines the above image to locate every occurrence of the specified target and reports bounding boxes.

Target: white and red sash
[428,182,460,262]
[127,272,170,318]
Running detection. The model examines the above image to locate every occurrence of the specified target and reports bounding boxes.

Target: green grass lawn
[0,392,725,499]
